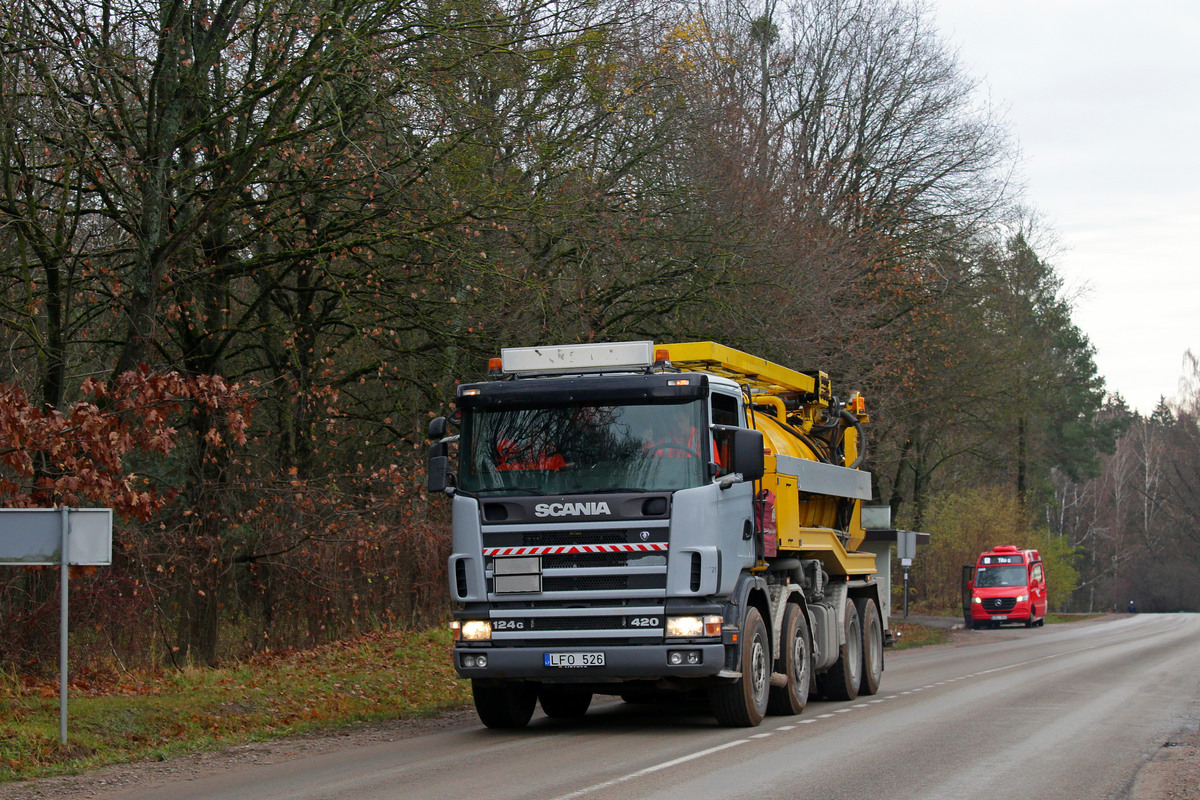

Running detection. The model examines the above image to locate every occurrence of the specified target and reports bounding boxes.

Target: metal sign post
[60,507,69,743]
[897,530,916,619]
[1,507,113,743]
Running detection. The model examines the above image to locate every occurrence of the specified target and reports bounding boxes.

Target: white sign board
[0,508,113,565]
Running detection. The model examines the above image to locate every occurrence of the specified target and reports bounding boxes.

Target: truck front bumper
[453,643,727,681]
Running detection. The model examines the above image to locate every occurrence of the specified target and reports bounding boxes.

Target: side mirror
[428,416,448,440]
[428,450,450,493]
[730,427,765,482]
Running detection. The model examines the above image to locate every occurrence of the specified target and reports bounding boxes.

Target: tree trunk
[1017,415,1028,517]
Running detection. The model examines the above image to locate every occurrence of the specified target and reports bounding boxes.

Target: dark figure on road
[1127,600,1137,614]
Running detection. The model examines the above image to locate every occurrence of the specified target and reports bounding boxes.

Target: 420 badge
[544,652,604,668]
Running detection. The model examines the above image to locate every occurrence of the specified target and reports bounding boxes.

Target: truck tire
[767,603,811,716]
[709,606,770,727]
[855,597,883,696]
[538,685,592,719]
[472,679,538,729]
[815,600,861,701]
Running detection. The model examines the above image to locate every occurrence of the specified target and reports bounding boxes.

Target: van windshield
[975,565,1028,588]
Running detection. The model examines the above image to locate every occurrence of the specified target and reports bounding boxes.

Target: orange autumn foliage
[0,369,254,519]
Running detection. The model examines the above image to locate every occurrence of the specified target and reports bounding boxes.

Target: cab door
[1030,561,1047,619]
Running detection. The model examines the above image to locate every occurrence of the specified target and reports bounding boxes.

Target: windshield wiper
[468,486,546,496]
[588,487,649,494]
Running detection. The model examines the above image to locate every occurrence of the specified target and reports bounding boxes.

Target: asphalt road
[52,614,1200,800]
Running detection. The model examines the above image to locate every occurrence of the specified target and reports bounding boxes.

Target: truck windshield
[975,565,1028,588]
[458,399,709,494]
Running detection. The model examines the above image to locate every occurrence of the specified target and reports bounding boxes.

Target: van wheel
[816,600,861,701]
[855,597,883,696]
[710,606,770,727]
[768,603,811,716]
[473,680,538,729]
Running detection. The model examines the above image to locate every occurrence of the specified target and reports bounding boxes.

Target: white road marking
[548,740,749,800]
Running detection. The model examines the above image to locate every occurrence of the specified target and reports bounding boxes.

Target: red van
[963,545,1047,629]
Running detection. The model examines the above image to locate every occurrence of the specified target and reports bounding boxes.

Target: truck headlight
[972,596,982,604]
[455,620,492,641]
[666,615,722,637]
[1016,594,1028,603]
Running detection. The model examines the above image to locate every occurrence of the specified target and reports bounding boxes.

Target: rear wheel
[855,597,883,696]
[709,606,770,727]
[538,685,593,719]
[816,600,861,701]
[767,603,811,716]
[472,680,538,729]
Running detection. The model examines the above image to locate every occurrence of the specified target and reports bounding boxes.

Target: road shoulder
[1130,725,1200,800]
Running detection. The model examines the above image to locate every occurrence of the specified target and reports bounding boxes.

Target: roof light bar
[499,341,655,376]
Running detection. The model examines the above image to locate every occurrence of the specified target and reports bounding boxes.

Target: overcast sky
[932,0,1200,414]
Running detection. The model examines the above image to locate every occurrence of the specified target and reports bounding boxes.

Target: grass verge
[890,621,949,650]
[0,628,471,784]
[1045,612,1107,624]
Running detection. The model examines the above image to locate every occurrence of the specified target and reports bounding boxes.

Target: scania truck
[426,341,891,728]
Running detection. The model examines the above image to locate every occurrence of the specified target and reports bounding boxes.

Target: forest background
[2,0,1198,674]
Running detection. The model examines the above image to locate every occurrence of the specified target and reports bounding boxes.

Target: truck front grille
[484,523,669,596]
[543,552,660,569]
[543,574,665,592]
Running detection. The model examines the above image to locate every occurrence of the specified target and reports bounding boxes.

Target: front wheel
[767,603,811,716]
[472,679,538,729]
[710,606,770,727]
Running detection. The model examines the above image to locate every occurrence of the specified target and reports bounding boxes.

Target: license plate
[544,651,604,668]
[990,615,1008,621]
